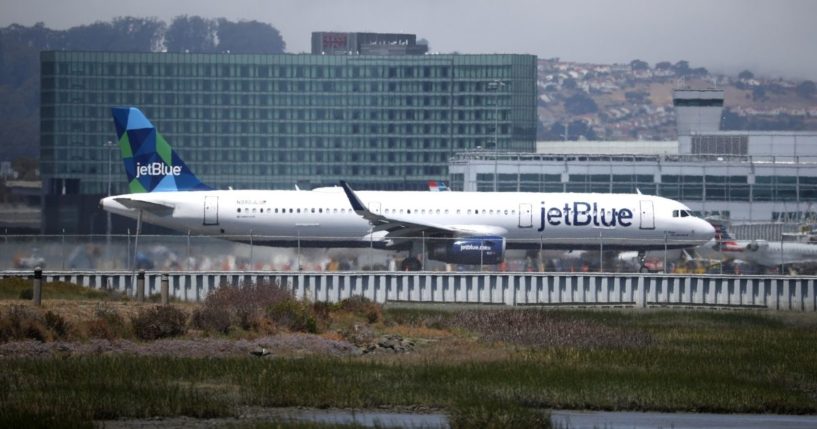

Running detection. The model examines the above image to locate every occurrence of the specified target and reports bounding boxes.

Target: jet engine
[746,240,769,252]
[428,236,506,265]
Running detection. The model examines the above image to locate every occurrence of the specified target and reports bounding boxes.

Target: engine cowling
[746,240,769,252]
[428,236,506,265]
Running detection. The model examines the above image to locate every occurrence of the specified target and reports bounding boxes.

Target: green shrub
[86,305,130,339]
[338,296,382,323]
[131,306,188,340]
[201,280,293,331]
[267,299,319,334]
[190,306,232,334]
[44,311,71,338]
[0,305,52,342]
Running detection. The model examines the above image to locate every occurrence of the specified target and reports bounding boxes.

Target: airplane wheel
[401,257,422,271]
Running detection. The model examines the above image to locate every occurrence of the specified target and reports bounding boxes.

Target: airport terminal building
[449,90,817,224]
[40,39,537,233]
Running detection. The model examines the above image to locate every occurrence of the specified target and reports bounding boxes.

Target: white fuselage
[101,188,714,251]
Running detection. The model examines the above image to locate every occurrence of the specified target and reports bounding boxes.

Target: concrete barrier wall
[1,271,815,311]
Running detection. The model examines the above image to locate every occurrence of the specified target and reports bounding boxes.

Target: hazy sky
[1,0,815,79]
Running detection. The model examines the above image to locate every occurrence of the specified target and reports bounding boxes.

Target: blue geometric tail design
[111,107,211,193]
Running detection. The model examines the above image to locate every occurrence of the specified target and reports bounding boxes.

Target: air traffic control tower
[672,88,725,135]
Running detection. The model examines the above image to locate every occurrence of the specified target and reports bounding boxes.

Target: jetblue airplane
[101,107,715,270]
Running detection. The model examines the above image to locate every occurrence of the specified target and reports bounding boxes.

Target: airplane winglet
[339,180,367,212]
[113,197,174,216]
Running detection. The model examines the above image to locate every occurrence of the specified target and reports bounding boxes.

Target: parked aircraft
[427,180,450,192]
[101,107,715,270]
[697,220,817,274]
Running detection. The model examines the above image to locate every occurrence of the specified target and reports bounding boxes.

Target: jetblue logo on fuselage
[135,162,181,178]
[536,202,633,232]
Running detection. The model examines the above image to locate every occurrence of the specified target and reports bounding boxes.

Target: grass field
[0,276,108,300]
[1,303,816,427]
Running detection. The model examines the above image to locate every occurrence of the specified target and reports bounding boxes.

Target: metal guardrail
[2,270,815,312]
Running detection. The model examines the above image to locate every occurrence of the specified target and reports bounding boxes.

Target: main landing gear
[400,240,424,271]
[637,251,648,273]
[400,256,422,271]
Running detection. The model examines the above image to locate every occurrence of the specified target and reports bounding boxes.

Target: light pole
[105,140,114,265]
[488,80,506,192]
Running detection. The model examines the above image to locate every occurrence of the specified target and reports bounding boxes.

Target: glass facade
[449,152,817,222]
[41,51,537,197]
[461,171,817,203]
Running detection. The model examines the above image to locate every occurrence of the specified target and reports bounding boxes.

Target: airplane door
[639,200,655,230]
[369,202,381,215]
[203,196,219,225]
[519,203,532,228]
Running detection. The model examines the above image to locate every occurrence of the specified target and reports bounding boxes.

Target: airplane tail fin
[111,107,211,193]
[427,180,450,192]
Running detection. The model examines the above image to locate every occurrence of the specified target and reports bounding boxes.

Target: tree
[672,60,690,76]
[216,19,285,54]
[563,93,598,115]
[796,80,816,99]
[690,67,709,77]
[655,61,672,71]
[165,16,216,53]
[110,17,165,52]
[62,18,162,52]
[562,77,577,90]
[629,59,649,71]
[11,157,38,180]
[738,70,754,80]
[542,119,598,141]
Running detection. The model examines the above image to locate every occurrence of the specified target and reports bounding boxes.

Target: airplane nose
[698,219,716,241]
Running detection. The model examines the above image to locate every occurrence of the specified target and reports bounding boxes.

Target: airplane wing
[113,197,175,216]
[340,181,504,242]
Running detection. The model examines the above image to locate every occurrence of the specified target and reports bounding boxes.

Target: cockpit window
[673,209,694,218]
